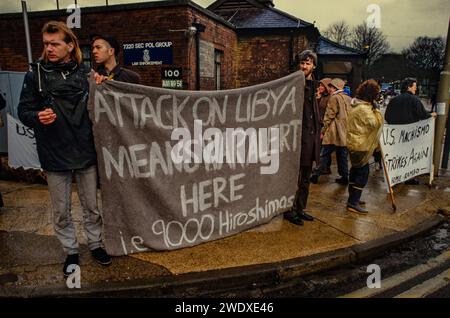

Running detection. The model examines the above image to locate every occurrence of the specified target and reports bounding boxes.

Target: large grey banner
[88,71,304,255]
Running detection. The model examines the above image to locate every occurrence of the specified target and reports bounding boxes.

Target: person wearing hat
[316,78,332,121]
[316,78,332,175]
[91,34,141,85]
[310,78,352,185]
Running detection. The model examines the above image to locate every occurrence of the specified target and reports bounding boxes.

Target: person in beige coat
[310,78,352,185]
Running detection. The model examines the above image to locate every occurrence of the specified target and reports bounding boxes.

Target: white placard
[436,102,446,116]
[7,114,41,170]
[380,118,434,187]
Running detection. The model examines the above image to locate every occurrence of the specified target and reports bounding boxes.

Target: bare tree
[402,36,445,80]
[322,21,352,46]
[351,22,390,67]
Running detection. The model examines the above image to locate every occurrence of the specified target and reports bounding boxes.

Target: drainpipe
[192,21,206,91]
[289,31,294,71]
[21,1,33,69]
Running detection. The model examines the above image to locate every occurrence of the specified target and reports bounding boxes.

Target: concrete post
[433,19,450,175]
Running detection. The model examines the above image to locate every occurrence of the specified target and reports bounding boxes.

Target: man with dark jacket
[385,78,436,185]
[18,21,111,277]
[385,78,436,125]
[284,50,322,226]
[0,93,5,208]
[91,34,141,85]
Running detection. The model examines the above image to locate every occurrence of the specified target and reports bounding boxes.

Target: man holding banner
[0,93,5,208]
[385,78,437,185]
[284,50,322,226]
[18,21,111,277]
[91,34,141,85]
[385,78,436,125]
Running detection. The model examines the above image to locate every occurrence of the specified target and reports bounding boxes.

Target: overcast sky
[1,0,448,52]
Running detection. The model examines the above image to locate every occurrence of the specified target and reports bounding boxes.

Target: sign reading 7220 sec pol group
[122,41,173,66]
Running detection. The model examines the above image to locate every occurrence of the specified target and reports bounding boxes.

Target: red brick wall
[0,5,237,90]
[235,34,308,88]
[186,8,238,91]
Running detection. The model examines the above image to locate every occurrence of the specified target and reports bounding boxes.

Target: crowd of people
[285,51,437,223]
[5,20,436,277]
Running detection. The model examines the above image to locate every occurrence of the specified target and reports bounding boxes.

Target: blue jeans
[313,145,349,178]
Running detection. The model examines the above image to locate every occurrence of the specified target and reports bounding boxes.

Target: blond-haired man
[18,21,111,277]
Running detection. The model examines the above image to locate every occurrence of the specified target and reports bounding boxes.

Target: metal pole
[195,30,200,91]
[56,0,59,10]
[433,19,450,175]
[442,114,450,169]
[21,0,33,68]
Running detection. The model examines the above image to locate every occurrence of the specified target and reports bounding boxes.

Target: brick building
[0,0,364,91]
[208,0,319,87]
[0,0,238,91]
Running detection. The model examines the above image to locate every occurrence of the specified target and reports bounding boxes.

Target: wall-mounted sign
[436,102,446,116]
[123,41,173,66]
[200,40,214,78]
[161,67,183,89]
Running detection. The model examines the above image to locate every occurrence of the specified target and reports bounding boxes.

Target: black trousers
[293,165,313,213]
[347,164,370,205]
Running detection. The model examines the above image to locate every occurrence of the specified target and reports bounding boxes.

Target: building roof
[318,36,363,56]
[228,7,313,29]
[0,0,234,29]
[208,0,313,29]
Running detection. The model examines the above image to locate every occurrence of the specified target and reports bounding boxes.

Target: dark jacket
[0,94,5,110]
[18,60,97,172]
[384,92,431,124]
[97,64,141,84]
[301,79,322,166]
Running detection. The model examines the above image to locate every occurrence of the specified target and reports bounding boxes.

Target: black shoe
[298,211,314,221]
[283,211,304,226]
[359,200,366,206]
[335,177,349,185]
[91,247,112,266]
[310,175,319,184]
[347,203,368,215]
[405,179,420,185]
[63,254,79,277]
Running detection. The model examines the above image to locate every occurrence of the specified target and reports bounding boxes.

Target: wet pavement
[0,164,449,297]
[263,222,450,298]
